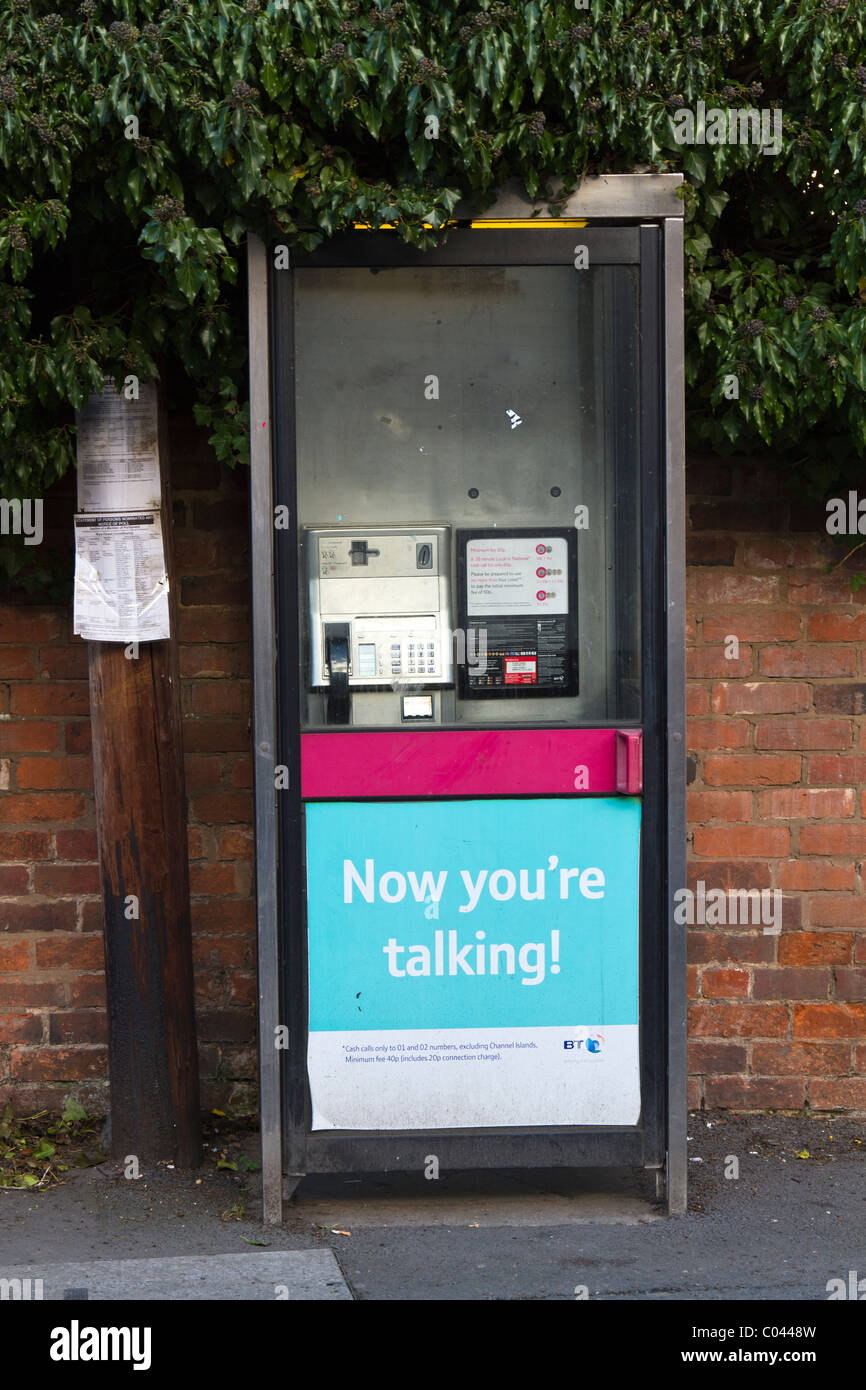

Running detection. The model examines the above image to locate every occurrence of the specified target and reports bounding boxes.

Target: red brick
[0,793,86,824]
[704,1077,805,1108]
[741,538,826,571]
[689,572,781,604]
[0,866,29,894]
[688,1002,788,1037]
[64,722,92,754]
[190,792,253,824]
[187,827,210,859]
[1,648,35,678]
[10,1047,107,1081]
[752,967,830,999]
[687,930,776,965]
[793,1003,866,1039]
[814,684,866,715]
[10,684,89,717]
[807,612,866,642]
[229,971,256,1005]
[857,1044,866,1070]
[755,719,851,751]
[686,685,708,716]
[68,975,107,1007]
[80,901,104,933]
[687,790,752,823]
[692,826,789,858]
[687,535,735,565]
[809,897,866,928]
[687,861,777,893]
[179,645,239,679]
[0,721,58,752]
[686,648,753,678]
[174,535,217,567]
[178,609,250,644]
[701,967,750,998]
[756,788,854,820]
[192,939,250,968]
[0,1013,43,1043]
[183,755,222,789]
[687,964,698,999]
[35,937,104,970]
[182,721,251,753]
[197,1008,255,1044]
[0,901,77,933]
[36,647,88,679]
[687,1076,703,1108]
[0,830,51,860]
[688,1041,748,1072]
[189,864,237,895]
[800,825,866,855]
[215,828,253,860]
[834,969,866,1001]
[808,754,866,785]
[856,937,866,964]
[189,682,250,717]
[190,900,255,933]
[32,865,100,895]
[751,1042,849,1075]
[0,941,30,971]
[780,933,853,966]
[55,830,98,861]
[702,611,800,642]
[0,610,61,643]
[229,756,252,789]
[711,682,809,715]
[16,756,93,790]
[777,860,854,891]
[810,1079,866,1109]
[0,981,63,1007]
[687,719,749,749]
[788,571,866,604]
[704,754,801,786]
[48,1011,108,1045]
[759,646,855,677]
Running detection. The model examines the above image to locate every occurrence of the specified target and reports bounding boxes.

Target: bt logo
[563,1032,604,1053]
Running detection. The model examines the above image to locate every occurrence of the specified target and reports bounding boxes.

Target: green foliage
[1,0,865,593]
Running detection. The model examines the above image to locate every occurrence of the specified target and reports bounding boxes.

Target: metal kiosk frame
[248,175,686,1221]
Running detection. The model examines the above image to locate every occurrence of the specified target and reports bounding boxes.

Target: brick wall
[687,456,866,1113]
[0,421,257,1116]
[1,442,865,1115]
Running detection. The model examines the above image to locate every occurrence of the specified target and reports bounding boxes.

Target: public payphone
[251,178,686,1215]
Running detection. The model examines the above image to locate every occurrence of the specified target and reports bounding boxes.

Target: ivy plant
[1,0,865,593]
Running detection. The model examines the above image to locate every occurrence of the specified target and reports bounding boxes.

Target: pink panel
[301,729,628,798]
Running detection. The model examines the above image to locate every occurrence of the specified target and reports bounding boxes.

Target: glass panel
[294,261,640,728]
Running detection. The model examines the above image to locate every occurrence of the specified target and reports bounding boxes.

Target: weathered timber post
[87,382,201,1166]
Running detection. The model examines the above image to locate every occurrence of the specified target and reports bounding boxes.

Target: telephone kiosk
[261,201,686,1213]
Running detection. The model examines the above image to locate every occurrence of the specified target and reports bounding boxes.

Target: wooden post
[87,384,201,1166]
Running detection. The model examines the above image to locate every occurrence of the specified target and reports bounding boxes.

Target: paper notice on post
[73,512,170,642]
[75,381,161,512]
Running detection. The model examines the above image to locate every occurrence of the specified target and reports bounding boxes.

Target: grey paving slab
[0,1250,351,1301]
